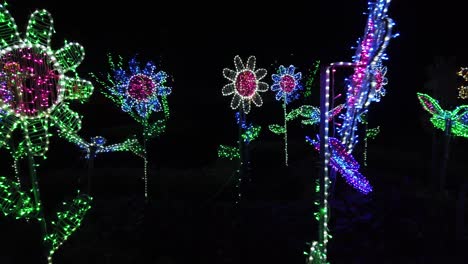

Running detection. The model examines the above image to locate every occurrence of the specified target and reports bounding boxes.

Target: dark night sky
[3,0,467,167]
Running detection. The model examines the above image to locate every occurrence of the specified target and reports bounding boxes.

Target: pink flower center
[235,70,256,97]
[279,75,296,93]
[128,74,155,100]
[0,47,60,116]
[374,71,383,91]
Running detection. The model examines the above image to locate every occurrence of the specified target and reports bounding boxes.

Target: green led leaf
[365,126,380,140]
[46,194,92,258]
[242,124,261,142]
[218,145,239,160]
[0,176,36,219]
[268,124,285,135]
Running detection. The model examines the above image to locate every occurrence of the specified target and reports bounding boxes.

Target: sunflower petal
[243,99,251,114]
[0,5,20,48]
[234,55,244,72]
[255,68,267,80]
[222,83,235,96]
[50,103,82,133]
[223,68,237,81]
[257,82,269,92]
[252,93,263,107]
[246,56,256,70]
[25,9,54,46]
[230,93,241,109]
[54,42,85,72]
[63,76,94,102]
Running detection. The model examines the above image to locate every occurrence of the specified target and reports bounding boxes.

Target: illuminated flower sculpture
[339,0,396,152]
[271,65,303,103]
[418,93,468,138]
[0,5,92,263]
[93,55,172,201]
[222,55,268,114]
[220,55,267,203]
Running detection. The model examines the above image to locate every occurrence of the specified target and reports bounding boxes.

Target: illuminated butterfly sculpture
[417,92,468,138]
[306,135,372,194]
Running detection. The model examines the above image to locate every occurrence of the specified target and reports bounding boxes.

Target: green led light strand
[0,176,36,219]
[304,60,320,99]
[45,194,92,263]
[417,93,468,138]
[363,126,380,166]
[0,5,94,263]
[93,54,172,202]
[217,145,240,160]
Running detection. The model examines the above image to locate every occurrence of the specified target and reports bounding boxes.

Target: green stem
[284,94,288,167]
[24,127,48,262]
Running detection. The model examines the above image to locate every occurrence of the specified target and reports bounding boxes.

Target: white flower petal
[223,68,237,81]
[255,68,267,80]
[252,93,263,107]
[257,82,269,92]
[234,55,244,72]
[222,83,235,96]
[246,56,256,70]
[230,93,241,109]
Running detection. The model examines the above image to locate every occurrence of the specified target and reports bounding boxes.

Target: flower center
[374,71,383,91]
[0,46,60,116]
[279,75,296,93]
[235,70,256,97]
[127,74,155,100]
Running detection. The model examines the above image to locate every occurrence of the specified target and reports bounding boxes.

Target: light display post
[221,55,267,202]
[92,55,171,203]
[0,4,93,263]
[306,1,396,263]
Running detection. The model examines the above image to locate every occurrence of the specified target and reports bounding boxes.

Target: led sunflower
[0,7,93,157]
[222,55,268,114]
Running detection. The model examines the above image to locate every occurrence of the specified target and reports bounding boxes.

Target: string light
[339,0,396,152]
[269,65,303,166]
[45,194,92,263]
[222,55,269,114]
[307,135,373,194]
[457,67,468,99]
[304,61,320,99]
[417,92,468,138]
[92,54,172,202]
[0,5,94,264]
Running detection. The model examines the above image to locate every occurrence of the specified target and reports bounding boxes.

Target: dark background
[1,0,468,263]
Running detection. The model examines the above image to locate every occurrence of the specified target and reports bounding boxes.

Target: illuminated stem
[440,119,452,193]
[24,128,48,262]
[237,108,245,204]
[283,94,288,167]
[87,150,94,195]
[143,136,148,203]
